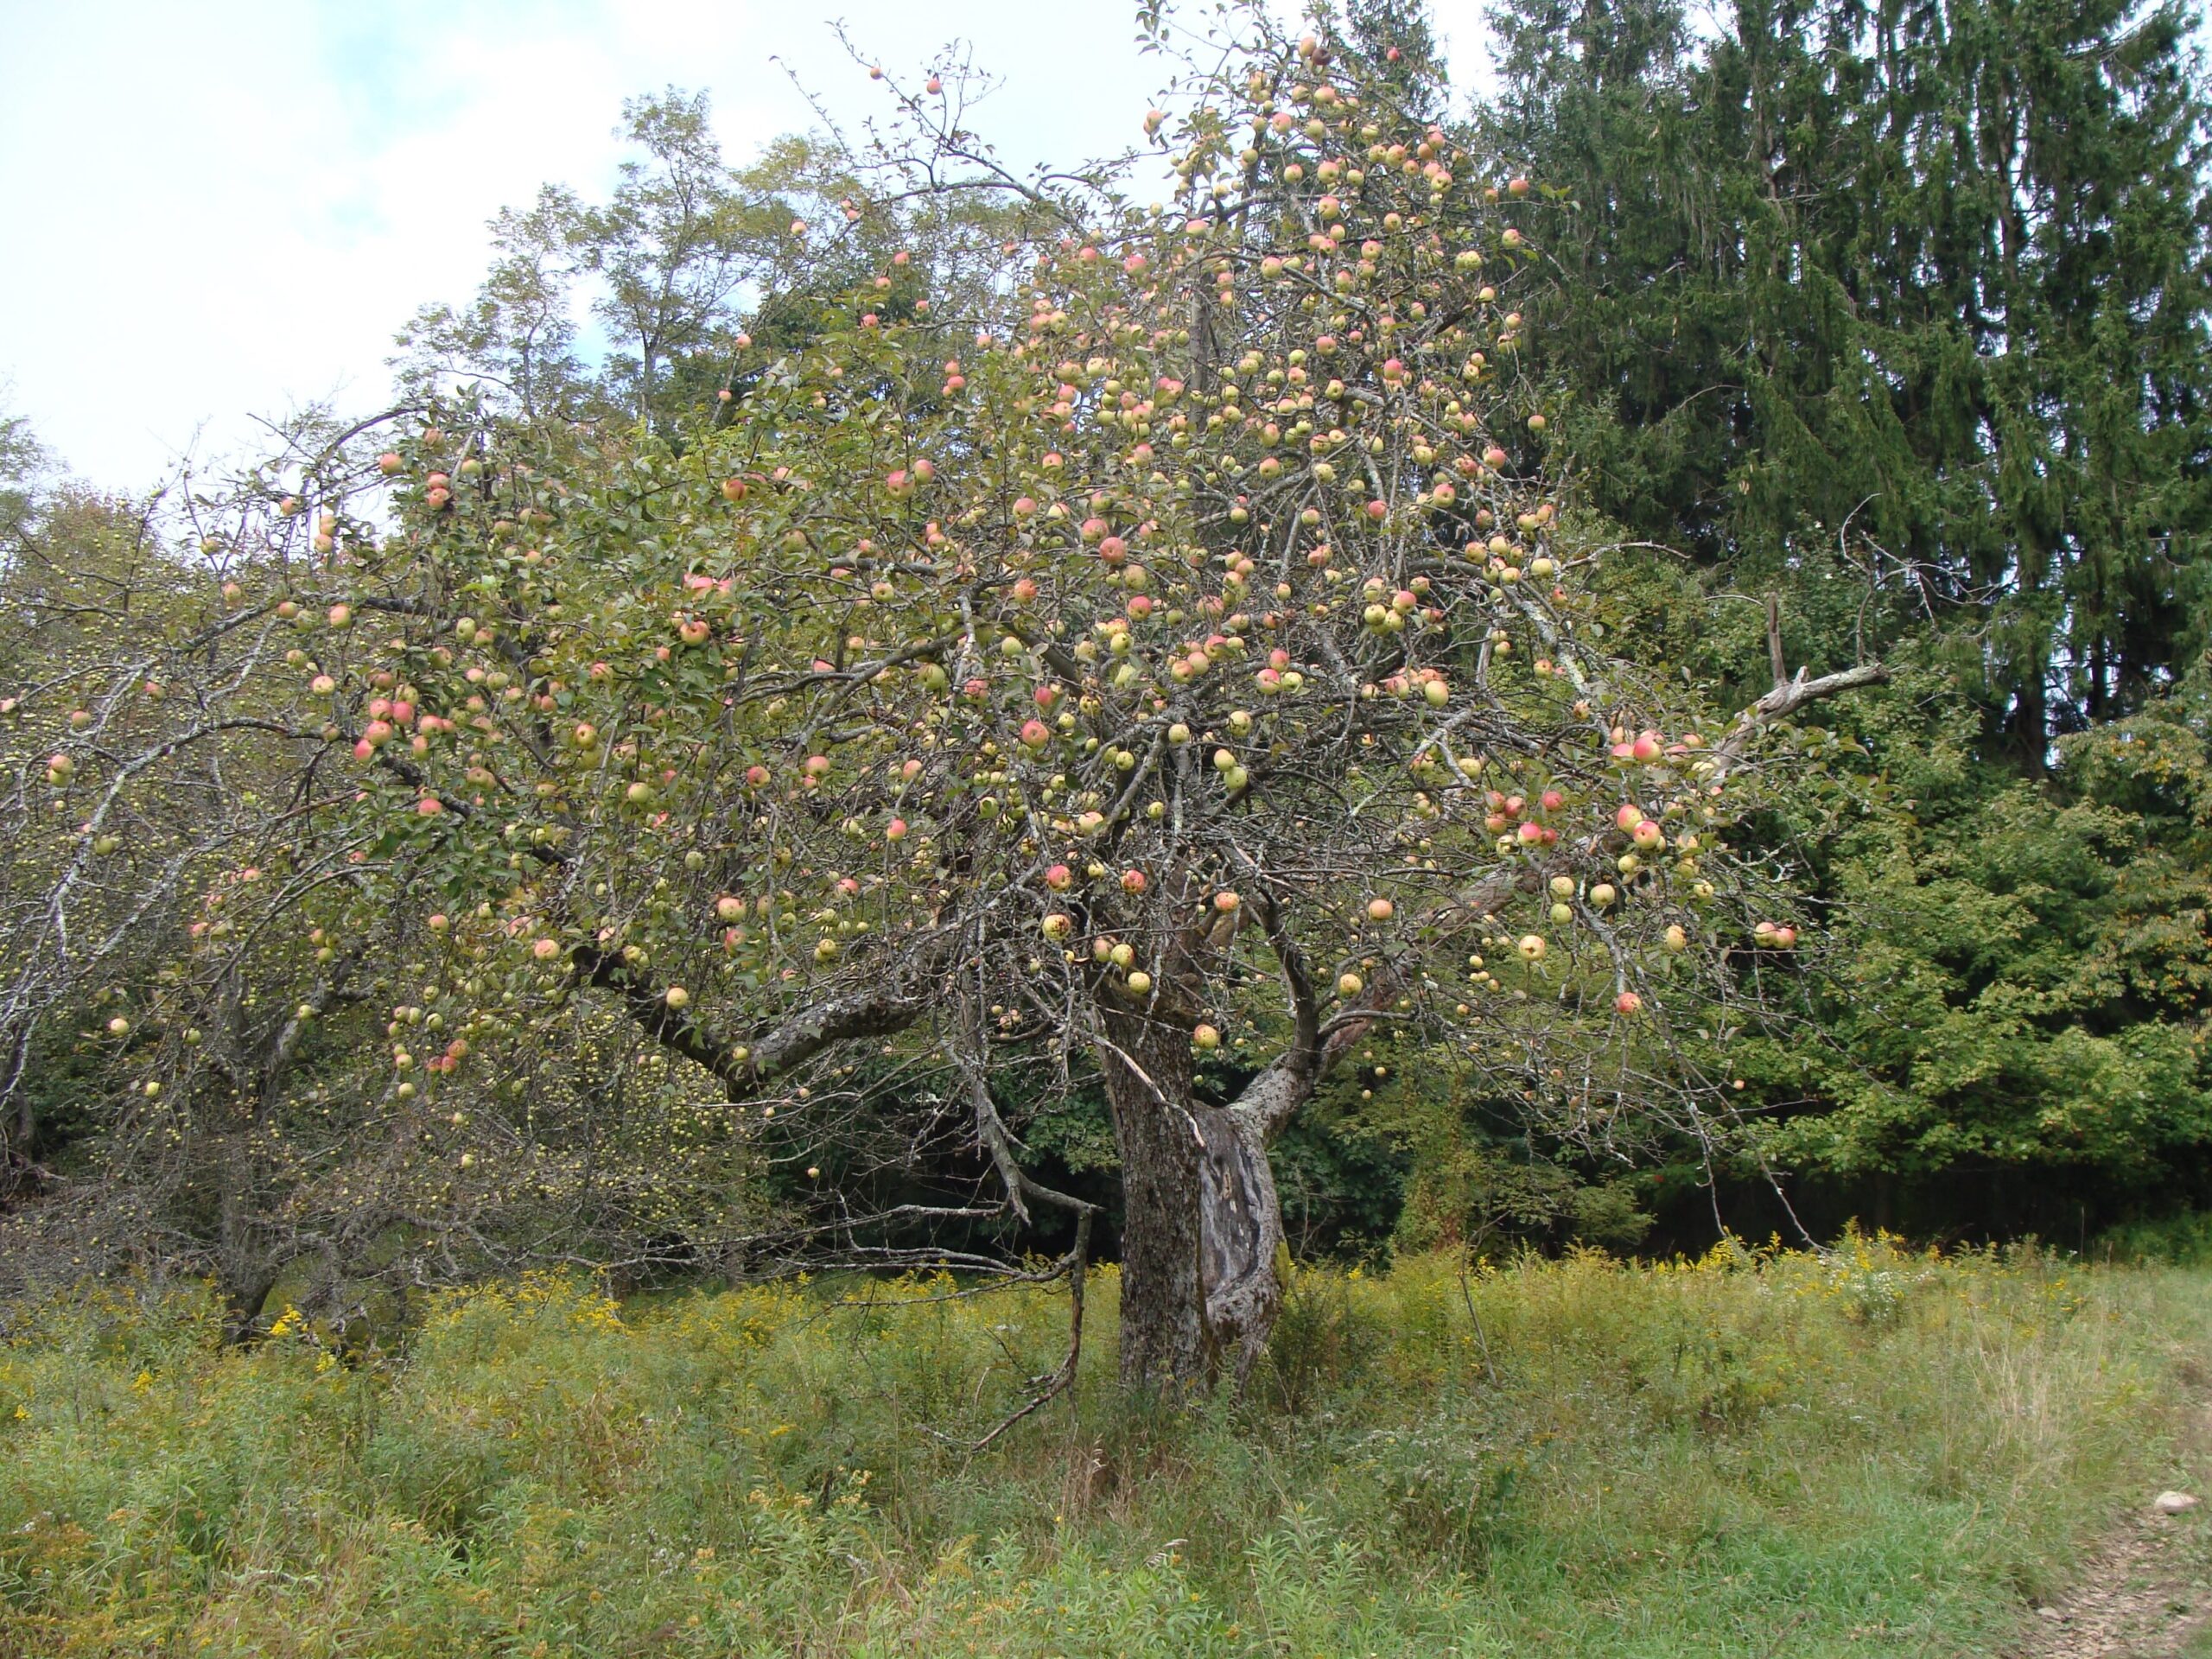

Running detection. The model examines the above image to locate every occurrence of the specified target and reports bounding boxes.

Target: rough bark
[1197,1096,1287,1385]
[1094,1001,1211,1388]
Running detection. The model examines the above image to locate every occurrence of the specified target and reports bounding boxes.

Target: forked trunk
[1095,1002,1287,1391]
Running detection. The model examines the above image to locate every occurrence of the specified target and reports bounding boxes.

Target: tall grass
[3,1237,2206,1656]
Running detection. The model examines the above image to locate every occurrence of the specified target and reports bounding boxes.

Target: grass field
[3,1237,2209,1656]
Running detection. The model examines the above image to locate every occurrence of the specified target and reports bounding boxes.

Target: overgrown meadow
[4,1239,2205,1656]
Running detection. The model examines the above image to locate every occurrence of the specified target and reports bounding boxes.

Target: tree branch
[571,944,926,1099]
[1715,663,1891,767]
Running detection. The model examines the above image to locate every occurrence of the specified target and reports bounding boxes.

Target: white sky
[0,3,1495,493]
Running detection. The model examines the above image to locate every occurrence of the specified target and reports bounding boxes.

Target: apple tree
[9,10,1883,1383]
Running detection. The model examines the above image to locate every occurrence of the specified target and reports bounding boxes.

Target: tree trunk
[1096,1004,1209,1387]
[220,1263,280,1345]
[1094,1001,1287,1392]
[1196,1096,1287,1385]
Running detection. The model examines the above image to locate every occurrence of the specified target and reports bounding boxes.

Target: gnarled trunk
[1197,1095,1287,1383]
[1094,1001,1288,1391]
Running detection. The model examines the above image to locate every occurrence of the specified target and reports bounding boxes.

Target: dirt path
[2021,1505,2209,1657]
[2019,1402,2212,1658]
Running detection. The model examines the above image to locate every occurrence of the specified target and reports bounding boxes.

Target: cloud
[0,0,1491,491]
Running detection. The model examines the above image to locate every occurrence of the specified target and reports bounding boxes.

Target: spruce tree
[1485,0,2212,765]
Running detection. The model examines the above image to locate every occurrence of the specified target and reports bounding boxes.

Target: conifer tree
[1486,0,2212,765]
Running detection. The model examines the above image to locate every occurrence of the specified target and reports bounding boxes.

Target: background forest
[3,0,2212,1322]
